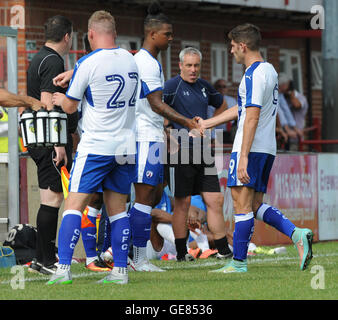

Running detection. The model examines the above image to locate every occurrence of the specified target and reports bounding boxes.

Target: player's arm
[147,90,199,131]
[63,59,87,114]
[237,106,260,184]
[53,69,74,88]
[59,96,79,115]
[198,105,238,129]
[151,208,173,224]
[0,88,45,111]
[213,97,228,117]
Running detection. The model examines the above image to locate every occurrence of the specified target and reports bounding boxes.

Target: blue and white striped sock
[58,210,82,265]
[233,212,255,261]
[109,212,130,268]
[256,204,295,238]
[129,202,152,248]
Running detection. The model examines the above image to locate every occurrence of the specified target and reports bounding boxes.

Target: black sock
[214,236,231,255]
[175,238,188,260]
[36,204,59,266]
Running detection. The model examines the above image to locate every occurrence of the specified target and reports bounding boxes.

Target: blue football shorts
[227,152,275,193]
[69,151,135,195]
[132,141,164,187]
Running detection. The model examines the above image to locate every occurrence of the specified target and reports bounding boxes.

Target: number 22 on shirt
[105,72,138,109]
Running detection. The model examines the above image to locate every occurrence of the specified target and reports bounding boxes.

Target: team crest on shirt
[201,88,207,98]
[146,170,153,178]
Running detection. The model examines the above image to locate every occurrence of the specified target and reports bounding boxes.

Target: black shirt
[27,45,66,99]
[27,45,78,134]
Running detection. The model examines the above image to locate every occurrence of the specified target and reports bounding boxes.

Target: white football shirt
[134,48,165,142]
[232,61,279,156]
[66,47,139,156]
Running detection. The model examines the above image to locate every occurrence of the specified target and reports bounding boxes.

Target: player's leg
[201,191,232,259]
[129,183,165,271]
[81,192,110,272]
[253,192,296,238]
[47,192,92,285]
[131,182,155,248]
[253,193,313,270]
[100,189,130,284]
[129,142,165,270]
[47,152,113,284]
[211,186,255,273]
[149,221,164,253]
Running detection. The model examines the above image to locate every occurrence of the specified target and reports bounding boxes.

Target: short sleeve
[163,78,177,106]
[66,60,90,101]
[138,60,163,98]
[38,55,65,94]
[206,83,223,109]
[244,69,266,108]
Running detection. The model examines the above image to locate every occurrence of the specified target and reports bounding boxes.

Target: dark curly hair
[144,1,171,35]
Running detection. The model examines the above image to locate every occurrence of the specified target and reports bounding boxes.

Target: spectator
[279,73,308,151]
[207,79,237,144]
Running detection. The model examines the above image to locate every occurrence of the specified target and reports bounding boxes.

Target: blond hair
[88,10,116,34]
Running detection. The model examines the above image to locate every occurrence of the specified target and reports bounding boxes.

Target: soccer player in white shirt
[128,1,201,271]
[48,11,138,285]
[198,24,313,273]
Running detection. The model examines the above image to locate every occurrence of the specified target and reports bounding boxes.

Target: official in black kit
[25,15,78,274]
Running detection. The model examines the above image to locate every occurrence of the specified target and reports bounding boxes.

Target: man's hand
[166,131,180,154]
[53,146,68,167]
[188,117,204,137]
[196,116,207,135]
[294,127,304,139]
[187,214,202,232]
[284,125,298,140]
[237,154,250,185]
[52,92,66,107]
[28,97,47,111]
[53,70,74,88]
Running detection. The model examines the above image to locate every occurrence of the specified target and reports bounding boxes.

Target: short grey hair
[179,47,202,63]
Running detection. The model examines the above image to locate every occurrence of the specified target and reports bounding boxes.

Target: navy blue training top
[163,75,223,131]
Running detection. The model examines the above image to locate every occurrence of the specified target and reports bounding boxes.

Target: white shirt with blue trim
[134,48,165,142]
[233,61,278,156]
[66,47,139,156]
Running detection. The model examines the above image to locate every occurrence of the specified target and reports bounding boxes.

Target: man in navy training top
[163,47,232,262]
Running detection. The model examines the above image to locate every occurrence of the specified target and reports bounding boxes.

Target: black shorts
[28,144,73,193]
[168,147,220,197]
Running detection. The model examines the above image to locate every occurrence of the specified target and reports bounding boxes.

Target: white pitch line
[0,270,106,285]
[161,252,338,270]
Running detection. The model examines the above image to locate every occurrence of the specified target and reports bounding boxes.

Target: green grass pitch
[1,241,337,300]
